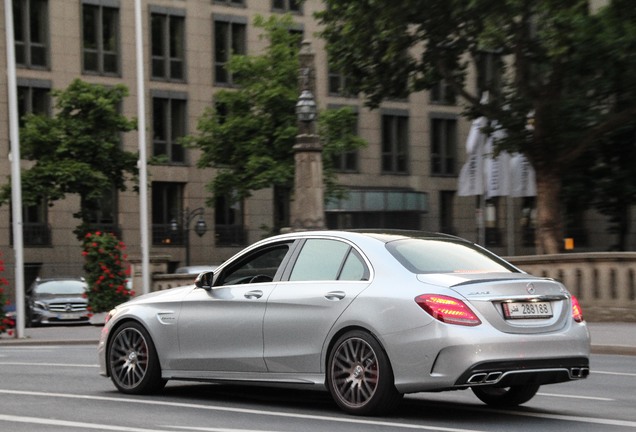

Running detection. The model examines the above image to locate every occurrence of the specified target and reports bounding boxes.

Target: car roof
[33,277,86,284]
[271,229,464,243]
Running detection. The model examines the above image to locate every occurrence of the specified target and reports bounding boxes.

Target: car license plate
[502,301,553,319]
[58,313,81,320]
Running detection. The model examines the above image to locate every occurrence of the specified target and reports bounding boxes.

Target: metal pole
[4,0,26,338]
[184,209,191,267]
[135,0,150,295]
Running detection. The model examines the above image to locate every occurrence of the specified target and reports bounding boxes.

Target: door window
[289,239,369,281]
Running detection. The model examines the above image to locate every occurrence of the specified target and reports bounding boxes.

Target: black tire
[471,384,540,407]
[327,330,402,416]
[107,321,166,394]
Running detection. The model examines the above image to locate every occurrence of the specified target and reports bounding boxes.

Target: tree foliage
[0,79,138,237]
[318,0,636,253]
[185,15,365,209]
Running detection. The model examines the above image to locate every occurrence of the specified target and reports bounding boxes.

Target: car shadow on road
[155,382,555,425]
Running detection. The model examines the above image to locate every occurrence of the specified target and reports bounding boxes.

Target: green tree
[0,79,138,239]
[185,15,365,231]
[318,0,636,254]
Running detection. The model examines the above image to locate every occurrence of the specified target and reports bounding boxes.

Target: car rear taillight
[571,295,584,323]
[415,294,482,326]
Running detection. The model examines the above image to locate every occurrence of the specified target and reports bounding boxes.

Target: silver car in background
[98,230,590,416]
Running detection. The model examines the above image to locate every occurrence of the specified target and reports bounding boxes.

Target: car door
[263,237,371,373]
[175,241,293,372]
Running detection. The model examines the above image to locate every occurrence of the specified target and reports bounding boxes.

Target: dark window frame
[13,0,49,69]
[381,110,409,174]
[150,6,186,82]
[151,91,188,164]
[213,14,247,86]
[151,181,185,245]
[81,1,120,76]
[271,0,302,14]
[430,114,457,176]
[329,104,360,173]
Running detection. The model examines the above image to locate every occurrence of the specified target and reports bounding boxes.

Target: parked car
[27,277,90,326]
[174,265,218,275]
[98,230,590,416]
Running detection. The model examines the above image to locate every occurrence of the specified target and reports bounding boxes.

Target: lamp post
[291,40,325,230]
[171,207,207,266]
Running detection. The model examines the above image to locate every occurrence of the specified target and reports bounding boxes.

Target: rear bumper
[455,356,590,387]
[385,321,590,393]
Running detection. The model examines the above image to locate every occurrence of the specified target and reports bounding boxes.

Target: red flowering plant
[82,232,134,314]
[0,251,14,337]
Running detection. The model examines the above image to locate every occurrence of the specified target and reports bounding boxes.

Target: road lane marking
[594,370,636,378]
[0,414,180,432]
[0,362,98,368]
[537,392,614,401]
[0,389,490,432]
[2,388,636,430]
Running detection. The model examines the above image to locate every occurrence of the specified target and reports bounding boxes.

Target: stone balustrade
[142,252,636,322]
[508,253,636,322]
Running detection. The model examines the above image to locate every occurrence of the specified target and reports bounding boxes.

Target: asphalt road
[0,344,635,432]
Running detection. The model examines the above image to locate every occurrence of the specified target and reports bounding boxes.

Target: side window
[289,239,369,281]
[339,250,368,281]
[218,244,290,286]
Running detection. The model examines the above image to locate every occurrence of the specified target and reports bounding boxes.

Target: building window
[476,51,503,98]
[440,191,455,235]
[272,0,302,13]
[214,16,247,85]
[381,112,409,174]
[152,93,187,163]
[13,0,49,68]
[214,0,245,5]
[17,80,51,246]
[82,188,119,237]
[215,194,246,246]
[21,200,51,246]
[430,80,456,105]
[82,2,120,75]
[328,66,355,97]
[152,182,184,245]
[151,8,185,81]
[331,106,359,172]
[485,198,501,246]
[431,116,457,176]
[17,81,50,127]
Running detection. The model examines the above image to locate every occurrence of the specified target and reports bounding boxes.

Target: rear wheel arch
[325,327,402,415]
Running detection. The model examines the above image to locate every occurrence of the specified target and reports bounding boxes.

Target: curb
[0,339,99,346]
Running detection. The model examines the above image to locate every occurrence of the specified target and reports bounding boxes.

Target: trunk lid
[418,272,572,334]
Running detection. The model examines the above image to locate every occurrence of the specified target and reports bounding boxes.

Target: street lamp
[290,40,325,230]
[296,90,317,123]
[170,207,207,266]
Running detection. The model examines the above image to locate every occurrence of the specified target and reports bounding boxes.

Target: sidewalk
[1,322,635,356]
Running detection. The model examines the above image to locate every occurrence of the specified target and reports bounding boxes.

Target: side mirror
[194,271,214,290]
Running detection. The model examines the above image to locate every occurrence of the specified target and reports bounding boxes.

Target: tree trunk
[535,171,563,254]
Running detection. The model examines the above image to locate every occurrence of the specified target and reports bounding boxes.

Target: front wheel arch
[106,319,166,394]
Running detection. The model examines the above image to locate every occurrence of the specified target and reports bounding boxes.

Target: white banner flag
[458,151,484,196]
[510,153,537,197]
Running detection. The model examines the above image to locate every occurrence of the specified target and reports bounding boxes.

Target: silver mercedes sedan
[98,230,590,416]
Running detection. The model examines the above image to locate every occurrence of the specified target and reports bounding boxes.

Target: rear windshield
[386,239,515,274]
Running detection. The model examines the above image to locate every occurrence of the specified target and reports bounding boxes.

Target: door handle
[325,291,346,301]
[244,290,263,299]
